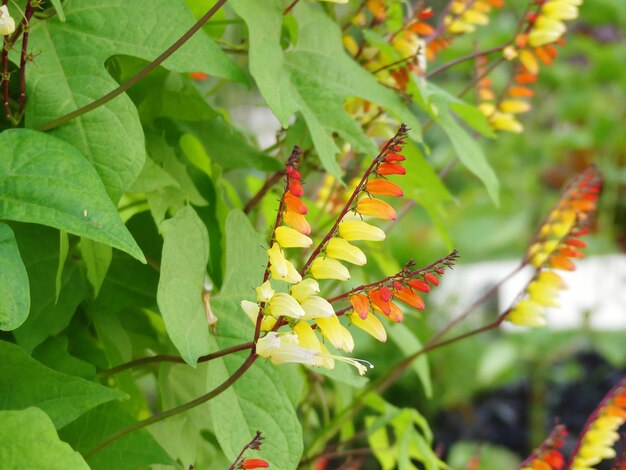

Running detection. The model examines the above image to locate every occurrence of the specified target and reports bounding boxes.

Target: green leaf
[0,340,125,428]
[157,205,211,366]
[206,211,303,468]
[50,0,66,21]
[12,223,86,352]
[0,129,145,262]
[387,323,432,398]
[430,94,500,205]
[55,230,69,302]
[22,0,245,201]
[59,402,174,470]
[0,408,89,469]
[32,336,96,380]
[232,0,422,178]
[80,239,113,298]
[0,223,30,331]
[451,102,497,139]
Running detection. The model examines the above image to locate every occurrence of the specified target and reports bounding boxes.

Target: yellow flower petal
[267,293,305,319]
[317,315,354,353]
[275,226,313,248]
[290,278,320,303]
[338,220,386,241]
[326,237,367,265]
[349,311,387,342]
[310,257,351,281]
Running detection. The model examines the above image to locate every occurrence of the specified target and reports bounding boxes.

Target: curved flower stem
[305,310,510,458]
[326,250,457,304]
[96,341,254,378]
[300,125,408,276]
[85,353,258,459]
[424,261,524,348]
[426,44,507,79]
[36,0,229,132]
[244,170,284,214]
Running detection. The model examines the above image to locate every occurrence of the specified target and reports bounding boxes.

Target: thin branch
[85,353,258,458]
[283,0,300,15]
[228,431,265,470]
[36,0,229,132]
[244,170,284,214]
[426,44,506,79]
[96,341,254,378]
[16,0,34,119]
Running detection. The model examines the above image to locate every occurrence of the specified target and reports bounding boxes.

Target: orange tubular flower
[350,294,370,320]
[365,179,404,197]
[518,424,567,470]
[392,283,425,310]
[284,191,308,215]
[368,287,392,316]
[356,197,398,220]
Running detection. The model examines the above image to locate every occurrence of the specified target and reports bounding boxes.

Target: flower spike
[518,424,568,470]
[508,166,602,327]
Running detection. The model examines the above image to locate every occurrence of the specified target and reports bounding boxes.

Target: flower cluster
[519,425,567,470]
[443,0,504,35]
[569,377,626,469]
[480,0,583,133]
[508,166,602,327]
[241,126,452,375]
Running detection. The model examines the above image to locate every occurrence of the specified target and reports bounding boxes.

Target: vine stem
[426,44,507,79]
[16,0,33,119]
[96,341,253,378]
[36,0,229,132]
[300,125,407,276]
[85,353,258,458]
[244,170,284,214]
[2,0,13,122]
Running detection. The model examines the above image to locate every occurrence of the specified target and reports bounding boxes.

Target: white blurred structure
[431,255,626,330]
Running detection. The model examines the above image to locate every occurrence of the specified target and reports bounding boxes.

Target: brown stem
[96,341,254,378]
[85,353,258,458]
[426,44,506,79]
[36,0,229,132]
[373,53,417,74]
[244,170,284,214]
[16,1,34,119]
[300,125,408,275]
[228,430,264,470]
[2,0,13,122]
[283,0,300,15]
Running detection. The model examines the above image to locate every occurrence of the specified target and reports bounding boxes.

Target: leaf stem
[96,341,254,378]
[16,0,33,120]
[36,0,229,132]
[85,353,258,459]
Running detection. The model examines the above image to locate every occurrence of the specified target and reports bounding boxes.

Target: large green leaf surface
[0,223,30,331]
[12,223,86,353]
[0,340,124,429]
[231,0,422,178]
[22,0,245,201]
[0,129,144,262]
[0,407,89,469]
[157,205,211,366]
[207,210,303,469]
[59,402,174,470]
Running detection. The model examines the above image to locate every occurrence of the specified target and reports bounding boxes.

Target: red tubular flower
[368,288,391,316]
[377,162,406,176]
[423,272,439,286]
[240,458,270,469]
[408,279,430,292]
[289,179,304,197]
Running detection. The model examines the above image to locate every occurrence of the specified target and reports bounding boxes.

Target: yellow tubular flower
[508,299,546,327]
[0,5,16,36]
[290,278,320,303]
[528,281,560,307]
[267,293,305,319]
[268,242,287,277]
[256,332,321,367]
[349,311,387,342]
[240,300,276,330]
[311,257,351,281]
[256,280,275,303]
[300,296,335,320]
[338,220,386,241]
[326,237,367,266]
[543,1,579,20]
[500,100,532,114]
[294,321,322,353]
[519,49,539,75]
[275,226,313,248]
[270,258,302,284]
[316,315,354,353]
[489,112,524,133]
